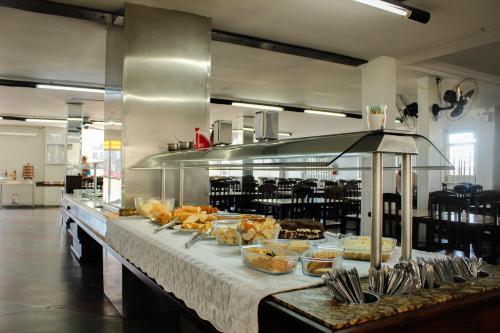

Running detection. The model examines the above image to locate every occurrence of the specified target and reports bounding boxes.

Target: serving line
[106,216,442,333]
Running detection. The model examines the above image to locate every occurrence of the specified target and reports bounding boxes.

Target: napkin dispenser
[213,120,233,145]
[254,111,279,141]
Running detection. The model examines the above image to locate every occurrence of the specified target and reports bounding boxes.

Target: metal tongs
[185,228,212,248]
[153,217,180,234]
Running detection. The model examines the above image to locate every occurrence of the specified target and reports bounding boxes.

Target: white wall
[0,125,66,205]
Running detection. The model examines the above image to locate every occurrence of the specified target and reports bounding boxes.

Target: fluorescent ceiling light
[243,127,254,131]
[26,118,67,124]
[354,0,409,16]
[279,132,292,137]
[0,117,2,120]
[67,117,82,121]
[395,119,402,123]
[36,84,105,94]
[0,131,37,137]
[304,110,347,117]
[231,102,284,111]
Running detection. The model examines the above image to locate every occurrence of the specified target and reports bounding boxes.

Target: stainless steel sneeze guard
[132,129,452,269]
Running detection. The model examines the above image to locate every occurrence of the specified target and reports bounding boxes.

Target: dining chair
[322,186,345,232]
[289,185,314,219]
[238,180,258,213]
[209,181,231,211]
[383,193,401,239]
[257,183,278,217]
[428,195,469,254]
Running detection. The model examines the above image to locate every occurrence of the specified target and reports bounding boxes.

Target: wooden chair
[210,181,231,211]
[322,186,345,232]
[470,184,483,206]
[289,185,314,219]
[257,183,278,217]
[277,179,293,198]
[238,180,258,213]
[470,190,500,261]
[383,193,401,239]
[428,196,468,254]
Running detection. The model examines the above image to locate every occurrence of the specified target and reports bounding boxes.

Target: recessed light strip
[36,84,105,94]
[354,0,409,16]
[304,109,347,117]
[231,102,284,111]
[26,118,67,124]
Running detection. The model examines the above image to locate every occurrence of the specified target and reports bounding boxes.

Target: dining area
[210,177,500,263]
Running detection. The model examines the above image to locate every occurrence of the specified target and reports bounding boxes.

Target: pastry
[279,219,324,240]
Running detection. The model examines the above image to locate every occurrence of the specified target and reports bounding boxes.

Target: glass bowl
[237,219,280,245]
[241,244,299,275]
[134,197,174,219]
[213,220,241,246]
[300,247,344,277]
[261,239,312,255]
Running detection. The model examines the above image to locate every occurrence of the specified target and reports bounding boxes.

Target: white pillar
[360,56,397,235]
[416,77,441,209]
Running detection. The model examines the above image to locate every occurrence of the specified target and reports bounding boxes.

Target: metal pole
[400,154,413,261]
[371,152,383,269]
[179,168,185,206]
[161,169,166,200]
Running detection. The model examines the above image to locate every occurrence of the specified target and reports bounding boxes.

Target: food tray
[241,244,299,275]
[341,236,396,262]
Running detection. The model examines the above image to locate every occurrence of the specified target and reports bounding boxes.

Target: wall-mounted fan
[396,94,418,130]
[431,78,478,121]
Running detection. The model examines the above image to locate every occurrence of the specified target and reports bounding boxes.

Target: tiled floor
[0,208,179,333]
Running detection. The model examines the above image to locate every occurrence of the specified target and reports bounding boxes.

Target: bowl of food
[237,218,280,245]
[213,220,240,246]
[241,244,299,275]
[135,197,174,220]
[262,239,312,255]
[300,247,344,277]
[341,236,396,262]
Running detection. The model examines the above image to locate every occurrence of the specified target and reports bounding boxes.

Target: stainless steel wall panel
[105,5,211,207]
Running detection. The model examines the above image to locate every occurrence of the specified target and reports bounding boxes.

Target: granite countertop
[270,265,500,331]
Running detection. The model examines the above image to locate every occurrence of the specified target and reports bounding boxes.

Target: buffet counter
[61,195,500,333]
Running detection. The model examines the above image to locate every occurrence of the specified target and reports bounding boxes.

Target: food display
[264,239,311,254]
[119,208,138,216]
[238,218,280,245]
[342,236,396,261]
[213,221,240,245]
[135,198,174,221]
[300,247,344,276]
[278,219,324,240]
[241,244,299,275]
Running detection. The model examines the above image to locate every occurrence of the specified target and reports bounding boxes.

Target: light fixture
[353,0,430,24]
[0,117,2,120]
[67,117,82,121]
[304,110,347,117]
[243,127,254,131]
[231,102,284,111]
[279,132,292,137]
[26,118,67,124]
[395,119,402,123]
[0,131,37,137]
[36,84,105,94]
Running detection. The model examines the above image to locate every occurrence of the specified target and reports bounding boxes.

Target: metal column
[179,168,185,206]
[400,154,413,261]
[161,169,166,201]
[371,152,383,269]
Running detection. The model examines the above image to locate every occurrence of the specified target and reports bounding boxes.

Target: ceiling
[436,41,500,77]
[0,0,499,131]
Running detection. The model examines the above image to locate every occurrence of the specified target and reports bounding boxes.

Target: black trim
[212,30,367,66]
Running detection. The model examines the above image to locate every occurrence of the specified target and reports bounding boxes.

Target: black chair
[238,180,258,213]
[322,186,345,232]
[257,183,278,217]
[343,182,361,235]
[323,180,338,189]
[262,179,277,185]
[289,185,314,219]
[474,190,500,217]
[428,196,469,254]
[383,193,401,239]
[210,181,231,211]
[470,184,483,206]
[277,179,293,198]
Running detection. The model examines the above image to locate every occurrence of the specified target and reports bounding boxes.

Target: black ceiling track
[212,30,366,66]
[0,0,367,67]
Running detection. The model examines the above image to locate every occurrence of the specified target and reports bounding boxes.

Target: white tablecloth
[106,217,442,333]
[106,217,322,333]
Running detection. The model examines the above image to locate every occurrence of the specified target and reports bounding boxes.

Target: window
[448,131,475,176]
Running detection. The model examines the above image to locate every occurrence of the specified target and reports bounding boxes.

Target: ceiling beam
[0,0,367,67]
[211,30,366,66]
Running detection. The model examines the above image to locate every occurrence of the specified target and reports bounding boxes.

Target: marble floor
[0,208,179,333]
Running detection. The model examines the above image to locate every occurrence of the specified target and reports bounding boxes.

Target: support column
[360,56,397,235]
[371,152,383,269]
[416,77,441,209]
[400,154,413,261]
[494,107,500,190]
